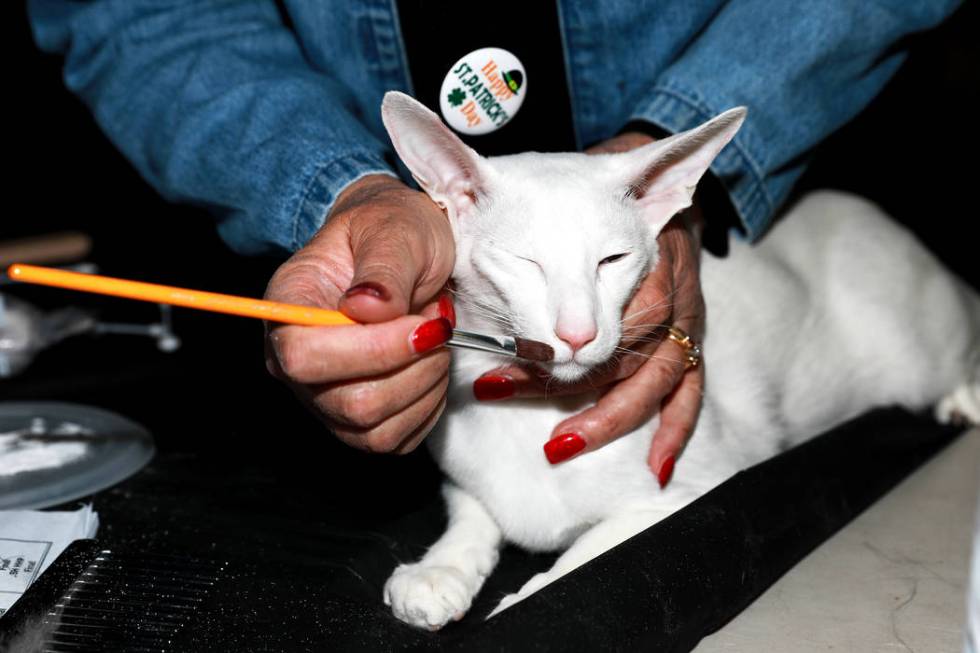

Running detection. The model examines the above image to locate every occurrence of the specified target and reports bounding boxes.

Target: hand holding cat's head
[381,92,744,382]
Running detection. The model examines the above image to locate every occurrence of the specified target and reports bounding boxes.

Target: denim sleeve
[27,1,397,255]
[627,1,962,242]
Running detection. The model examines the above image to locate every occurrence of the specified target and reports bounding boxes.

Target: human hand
[472,132,707,486]
[264,174,457,454]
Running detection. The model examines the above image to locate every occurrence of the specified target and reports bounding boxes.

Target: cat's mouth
[525,334,619,383]
[540,350,614,384]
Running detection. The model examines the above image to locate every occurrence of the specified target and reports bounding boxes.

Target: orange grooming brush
[7,263,356,326]
[6,264,554,361]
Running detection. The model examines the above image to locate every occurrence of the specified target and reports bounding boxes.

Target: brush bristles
[513,338,554,362]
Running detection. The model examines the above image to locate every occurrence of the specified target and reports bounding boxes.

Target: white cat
[378,91,980,630]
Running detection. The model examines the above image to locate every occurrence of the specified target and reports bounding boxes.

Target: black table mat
[2,402,962,651]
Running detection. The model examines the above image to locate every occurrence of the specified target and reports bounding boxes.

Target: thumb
[338,227,424,323]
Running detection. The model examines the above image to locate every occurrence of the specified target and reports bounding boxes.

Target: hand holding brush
[6,180,553,456]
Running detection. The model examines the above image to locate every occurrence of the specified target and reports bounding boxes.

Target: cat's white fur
[378,91,980,629]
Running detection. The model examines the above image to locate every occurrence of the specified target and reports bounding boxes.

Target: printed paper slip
[0,538,51,615]
[0,505,99,617]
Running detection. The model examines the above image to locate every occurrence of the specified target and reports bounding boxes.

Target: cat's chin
[547,361,594,383]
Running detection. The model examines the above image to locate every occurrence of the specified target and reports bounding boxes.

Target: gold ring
[666,326,702,370]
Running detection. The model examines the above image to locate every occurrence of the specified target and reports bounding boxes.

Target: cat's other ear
[619,107,746,233]
[381,91,490,219]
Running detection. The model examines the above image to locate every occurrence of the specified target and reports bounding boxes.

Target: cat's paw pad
[384,563,473,630]
[935,384,980,426]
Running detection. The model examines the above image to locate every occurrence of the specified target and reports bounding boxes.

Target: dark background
[2,2,978,649]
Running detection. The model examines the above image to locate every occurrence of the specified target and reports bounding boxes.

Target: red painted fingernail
[473,375,515,401]
[657,455,676,488]
[438,293,456,328]
[544,433,586,464]
[411,318,452,354]
[344,282,390,301]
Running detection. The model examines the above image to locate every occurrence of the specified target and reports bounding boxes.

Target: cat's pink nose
[555,323,597,353]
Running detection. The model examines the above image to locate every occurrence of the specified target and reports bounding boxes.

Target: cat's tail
[935,279,980,425]
[964,280,980,381]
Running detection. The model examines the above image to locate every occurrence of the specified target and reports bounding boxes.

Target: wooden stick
[6,263,357,326]
[0,232,92,267]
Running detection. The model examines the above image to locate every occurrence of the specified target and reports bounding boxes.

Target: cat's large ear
[381,91,490,220]
[618,107,746,232]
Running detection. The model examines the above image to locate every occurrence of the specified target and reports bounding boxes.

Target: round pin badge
[439,47,526,136]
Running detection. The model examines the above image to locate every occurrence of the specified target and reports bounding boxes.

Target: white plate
[0,402,154,509]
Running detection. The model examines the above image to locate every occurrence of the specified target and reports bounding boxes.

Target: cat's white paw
[935,383,980,426]
[384,563,473,630]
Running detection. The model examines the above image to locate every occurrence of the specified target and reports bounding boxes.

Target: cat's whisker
[456,298,514,324]
[542,374,558,397]
[620,328,670,339]
[620,291,681,323]
[620,308,677,327]
[612,347,684,365]
[620,336,671,346]
[462,312,512,330]
[621,321,672,331]
[454,297,516,331]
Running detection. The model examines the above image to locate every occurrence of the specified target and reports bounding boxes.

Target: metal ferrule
[448,329,517,357]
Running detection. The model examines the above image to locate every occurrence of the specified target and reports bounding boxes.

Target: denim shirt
[28,1,960,255]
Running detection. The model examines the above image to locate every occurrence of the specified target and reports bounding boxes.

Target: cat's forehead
[487,151,609,191]
[481,152,639,236]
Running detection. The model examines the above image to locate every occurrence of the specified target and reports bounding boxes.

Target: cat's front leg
[487,503,678,619]
[385,483,502,630]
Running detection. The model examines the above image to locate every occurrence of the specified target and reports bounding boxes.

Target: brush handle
[7,264,536,360]
[6,264,357,326]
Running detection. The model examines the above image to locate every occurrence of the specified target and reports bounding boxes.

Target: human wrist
[325,173,454,284]
[328,173,408,219]
[618,120,672,143]
[585,130,655,155]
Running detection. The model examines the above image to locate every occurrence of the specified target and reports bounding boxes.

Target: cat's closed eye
[598,253,630,266]
[514,254,544,274]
